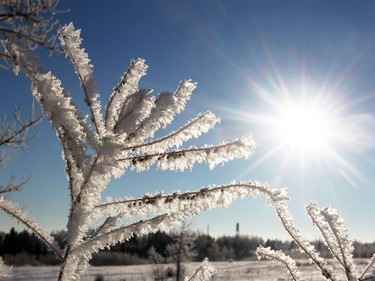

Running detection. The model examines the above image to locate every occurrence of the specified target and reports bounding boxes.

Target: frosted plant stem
[105,58,147,130]
[360,254,375,280]
[117,135,256,172]
[320,207,357,281]
[273,203,338,281]
[256,246,302,281]
[306,204,344,266]
[122,111,219,153]
[59,24,104,138]
[94,181,287,220]
[0,197,62,259]
[58,245,74,281]
[330,221,351,279]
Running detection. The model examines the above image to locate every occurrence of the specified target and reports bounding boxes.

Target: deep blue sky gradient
[1,0,375,242]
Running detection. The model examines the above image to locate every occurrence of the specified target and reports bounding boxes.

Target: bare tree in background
[0,0,60,70]
[167,222,196,281]
[0,103,44,194]
[0,0,60,194]
[0,2,59,274]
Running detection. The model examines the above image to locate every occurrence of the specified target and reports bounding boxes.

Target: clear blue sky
[1,0,375,242]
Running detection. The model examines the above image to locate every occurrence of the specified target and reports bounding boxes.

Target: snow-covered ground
[9,259,372,281]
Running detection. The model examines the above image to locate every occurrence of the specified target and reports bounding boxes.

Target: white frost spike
[93,181,286,221]
[125,111,220,155]
[115,89,155,135]
[123,134,257,172]
[307,203,357,281]
[131,80,197,142]
[31,72,91,192]
[59,23,105,138]
[32,72,86,141]
[256,246,305,281]
[186,258,216,281]
[106,58,148,130]
[174,80,197,114]
[91,216,121,238]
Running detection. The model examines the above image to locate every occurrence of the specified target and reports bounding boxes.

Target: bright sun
[220,78,366,186]
[274,100,334,153]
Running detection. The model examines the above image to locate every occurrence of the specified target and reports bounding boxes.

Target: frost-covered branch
[94,181,287,220]
[60,213,180,280]
[0,0,60,69]
[256,246,303,281]
[0,196,62,259]
[89,216,121,239]
[59,23,104,138]
[104,59,154,137]
[260,198,371,281]
[119,134,257,172]
[21,23,262,280]
[30,71,93,170]
[360,254,375,280]
[186,258,216,281]
[127,80,197,143]
[306,202,357,280]
[105,58,148,131]
[270,200,339,281]
[122,111,220,154]
[114,89,155,135]
[320,206,357,280]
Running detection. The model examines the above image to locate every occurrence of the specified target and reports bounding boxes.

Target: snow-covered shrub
[0,22,287,280]
[256,200,375,281]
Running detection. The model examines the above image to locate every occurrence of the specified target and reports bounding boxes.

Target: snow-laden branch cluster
[0,22,262,280]
[306,202,357,280]
[256,198,375,281]
[94,181,287,221]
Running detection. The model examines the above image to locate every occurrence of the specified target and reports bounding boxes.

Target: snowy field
[9,259,373,281]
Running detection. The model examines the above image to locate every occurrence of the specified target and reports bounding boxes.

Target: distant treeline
[1,228,374,266]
